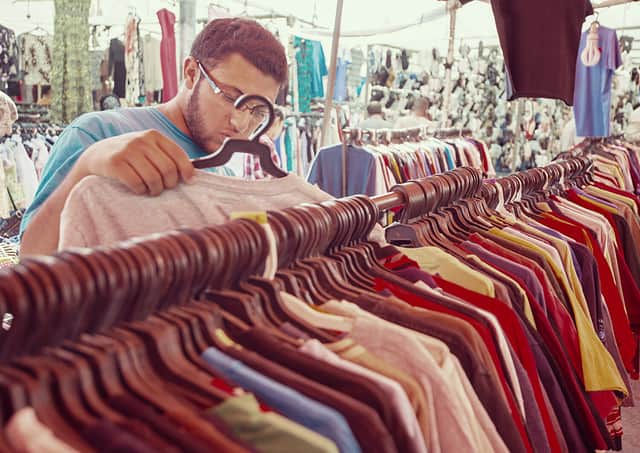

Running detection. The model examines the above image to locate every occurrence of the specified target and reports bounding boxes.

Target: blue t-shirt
[201,347,361,453]
[20,107,234,237]
[573,27,622,137]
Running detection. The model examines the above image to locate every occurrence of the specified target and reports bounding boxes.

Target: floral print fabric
[51,0,93,123]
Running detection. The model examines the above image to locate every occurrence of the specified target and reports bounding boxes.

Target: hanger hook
[234,93,275,143]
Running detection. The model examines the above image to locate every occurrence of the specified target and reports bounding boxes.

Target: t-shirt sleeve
[19,123,101,237]
[607,30,623,71]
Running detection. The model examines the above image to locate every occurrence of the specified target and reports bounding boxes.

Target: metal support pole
[320,0,345,147]
[511,98,525,173]
[180,0,197,82]
[441,3,458,129]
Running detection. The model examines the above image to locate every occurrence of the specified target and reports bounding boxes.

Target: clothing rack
[0,158,594,362]
[337,126,477,197]
[1,151,636,452]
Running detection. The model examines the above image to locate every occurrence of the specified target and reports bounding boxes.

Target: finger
[127,154,165,196]
[144,148,180,190]
[154,134,196,183]
[120,162,148,195]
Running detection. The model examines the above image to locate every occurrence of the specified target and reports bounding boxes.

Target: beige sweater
[59,171,384,250]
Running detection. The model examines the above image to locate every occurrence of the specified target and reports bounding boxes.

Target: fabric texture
[57,170,337,249]
[201,346,361,453]
[20,106,233,238]
[211,393,339,453]
[51,0,93,123]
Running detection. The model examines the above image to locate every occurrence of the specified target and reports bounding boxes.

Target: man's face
[184,53,281,153]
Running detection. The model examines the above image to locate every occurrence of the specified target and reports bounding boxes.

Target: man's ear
[183,57,199,90]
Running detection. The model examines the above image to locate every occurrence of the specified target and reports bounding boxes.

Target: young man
[20,18,287,256]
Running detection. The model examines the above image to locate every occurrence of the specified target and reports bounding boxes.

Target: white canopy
[5,0,639,52]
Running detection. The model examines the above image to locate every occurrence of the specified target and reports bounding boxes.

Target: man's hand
[20,129,196,256]
[78,129,195,196]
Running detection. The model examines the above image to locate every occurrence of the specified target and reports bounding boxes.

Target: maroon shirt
[490,0,592,104]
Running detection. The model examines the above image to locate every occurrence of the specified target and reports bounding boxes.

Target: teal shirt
[20,107,234,237]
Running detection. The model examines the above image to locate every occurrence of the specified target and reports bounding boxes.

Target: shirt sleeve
[19,124,101,237]
[607,30,623,71]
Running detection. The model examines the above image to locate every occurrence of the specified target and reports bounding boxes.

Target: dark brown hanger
[190,94,287,178]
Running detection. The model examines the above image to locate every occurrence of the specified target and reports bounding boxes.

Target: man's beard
[184,82,222,154]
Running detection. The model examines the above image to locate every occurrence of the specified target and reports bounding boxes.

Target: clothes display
[17,32,53,86]
[308,131,495,198]
[574,26,623,138]
[124,14,144,106]
[157,8,178,102]
[50,0,93,123]
[293,36,328,113]
[0,123,59,219]
[0,24,18,88]
[2,150,640,452]
[108,38,126,99]
[142,34,163,94]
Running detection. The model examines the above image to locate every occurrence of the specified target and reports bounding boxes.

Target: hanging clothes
[50,0,93,123]
[108,38,126,98]
[125,14,142,106]
[294,37,327,113]
[0,24,18,87]
[17,32,53,86]
[143,34,163,94]
[573,26,623,137]
[307,135,494,198]
[157,8,178,102]
[490,0,593,104]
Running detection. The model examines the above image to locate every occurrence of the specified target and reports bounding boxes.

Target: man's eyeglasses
[197,60,271,130]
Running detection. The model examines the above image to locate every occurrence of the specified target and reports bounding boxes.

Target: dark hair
[367,102,383,116]
[190,18,288,84]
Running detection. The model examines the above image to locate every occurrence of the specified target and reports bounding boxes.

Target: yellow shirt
[487,228,628,395]
[585,186,638,215]
[513,221,591,321]
[397,246,495,298]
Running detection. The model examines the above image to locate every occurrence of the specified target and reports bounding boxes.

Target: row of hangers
[385,156,593,248]
[0,155,593,364]
[0,159,595,449]
[343,126,472,146]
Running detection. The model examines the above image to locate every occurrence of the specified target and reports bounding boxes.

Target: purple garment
[392,267,438,288]
[462,241,547,313]
[574,188,618,210]
[573,26,622,137]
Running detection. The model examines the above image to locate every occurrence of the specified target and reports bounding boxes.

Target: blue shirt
[573,27,622,137]
[201,347,361,453]
[307,145,379,198]
[20,107,233,237]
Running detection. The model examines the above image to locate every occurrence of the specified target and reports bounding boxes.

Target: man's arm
[20,129,194,256]
[20,161,88,256]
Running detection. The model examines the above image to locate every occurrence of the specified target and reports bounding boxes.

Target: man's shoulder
[69,107,162,139]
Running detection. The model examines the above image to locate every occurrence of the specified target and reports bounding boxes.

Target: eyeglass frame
[195,59,271,125]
